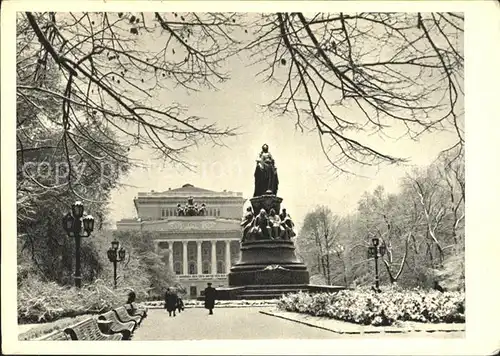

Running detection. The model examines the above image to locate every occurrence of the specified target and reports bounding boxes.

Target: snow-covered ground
[143,299,279,308]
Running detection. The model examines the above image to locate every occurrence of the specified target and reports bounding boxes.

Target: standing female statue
[253,144,279,197]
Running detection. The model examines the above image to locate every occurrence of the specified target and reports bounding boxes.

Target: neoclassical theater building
[116,184,245,298]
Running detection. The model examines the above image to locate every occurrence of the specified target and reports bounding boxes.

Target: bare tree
[404,168,448,266]
[17,12,241,207]
[439,146,465,244]
[357,186,425,284]
[298,206,343,285]
[246,12,464,174]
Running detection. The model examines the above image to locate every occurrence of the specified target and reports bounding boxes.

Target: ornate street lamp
[107,239,127,289]
[62,201,95,288]
[367,236,386,293]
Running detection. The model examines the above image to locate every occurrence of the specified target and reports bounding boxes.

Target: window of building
[202,261,210,274]
[217,208,220,217]
[217,261,225,274]
[174,262,182,275]
[188,262,196,275]
[190,286,197,297]
[231,241,240,263]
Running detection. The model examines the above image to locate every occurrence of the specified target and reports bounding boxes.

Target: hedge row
[277,286,465,326]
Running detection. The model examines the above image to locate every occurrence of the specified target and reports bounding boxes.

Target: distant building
[116,183,245,298]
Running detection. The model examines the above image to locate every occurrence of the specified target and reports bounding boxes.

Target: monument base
[228,239,310,294]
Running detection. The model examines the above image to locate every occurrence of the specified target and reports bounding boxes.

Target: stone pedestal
[228,240,309,287]
[249,195,283,216]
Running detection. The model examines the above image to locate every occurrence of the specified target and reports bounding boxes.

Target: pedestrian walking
[164,288,178,317]
[204,282,217,315]
[177,296,184,314]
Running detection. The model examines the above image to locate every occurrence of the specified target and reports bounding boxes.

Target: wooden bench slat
[98,311,135,339]
[125,303,148,320]
[114,307,142,327]
[36,329,72,341]
[64,317,122,341]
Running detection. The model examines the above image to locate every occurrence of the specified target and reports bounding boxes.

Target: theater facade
[116,184,245,298]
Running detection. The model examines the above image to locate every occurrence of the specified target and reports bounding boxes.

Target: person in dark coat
[204,282,217,315]
[164,288,178,317]
[126,290,137,313]
[176,296,184,313]
[126,291,136,304]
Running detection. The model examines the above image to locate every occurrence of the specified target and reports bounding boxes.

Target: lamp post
[367,236,386,293]
[107,239,126,289]
[62,201,95,288]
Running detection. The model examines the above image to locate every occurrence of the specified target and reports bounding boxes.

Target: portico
[116,184,245,298]
[155,238,240,276]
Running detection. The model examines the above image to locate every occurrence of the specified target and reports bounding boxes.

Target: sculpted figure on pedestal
[241,206,255,241]
[257,209,272,240]
[268,208,283,239]
[253,144,279,197]
[246,209,272,240]
[280,208,296,240]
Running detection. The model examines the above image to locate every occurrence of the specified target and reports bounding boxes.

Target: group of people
[241,206,296,241]
[164,288,185,317]
[164,283,217,316]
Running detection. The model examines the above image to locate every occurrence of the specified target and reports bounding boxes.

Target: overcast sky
[106,13,459,229]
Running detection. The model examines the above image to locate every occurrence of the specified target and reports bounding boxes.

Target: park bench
[114,306,142,328]
[36,329,72,341]
[97,311,135,339]
[125,302,148,321]
[64,317,122,341]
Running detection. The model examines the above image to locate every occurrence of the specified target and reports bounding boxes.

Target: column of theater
[159,239,233,274]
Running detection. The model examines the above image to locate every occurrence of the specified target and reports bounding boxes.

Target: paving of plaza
[131,308,464,340]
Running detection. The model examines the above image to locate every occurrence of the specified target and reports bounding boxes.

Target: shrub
[18,276,126,324]
[277,286,465,326]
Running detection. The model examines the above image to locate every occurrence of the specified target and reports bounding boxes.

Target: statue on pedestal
[253,144,279,197]
[240,145,297,242]
[229,144,310,291]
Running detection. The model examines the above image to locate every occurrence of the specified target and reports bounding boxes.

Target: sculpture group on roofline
[176,196,207,216]
[241,144,296,242]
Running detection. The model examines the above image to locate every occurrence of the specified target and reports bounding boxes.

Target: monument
[227,144,310,297]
